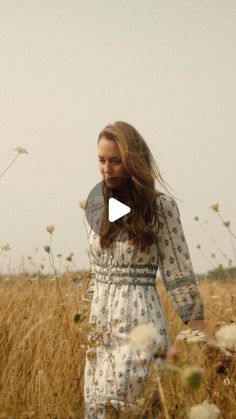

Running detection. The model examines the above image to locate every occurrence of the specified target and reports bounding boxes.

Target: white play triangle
[108,198,131,222]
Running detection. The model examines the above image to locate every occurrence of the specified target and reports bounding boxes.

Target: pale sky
[0,0,235,275]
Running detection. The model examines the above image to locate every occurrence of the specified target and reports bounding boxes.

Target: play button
[84,180,132,241]
[108,198,131,222]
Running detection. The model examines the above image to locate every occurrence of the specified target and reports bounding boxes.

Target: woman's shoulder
[156,192,180,216]
[156,192,177,206]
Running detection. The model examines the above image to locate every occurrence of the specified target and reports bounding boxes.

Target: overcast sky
[0,0,235,275]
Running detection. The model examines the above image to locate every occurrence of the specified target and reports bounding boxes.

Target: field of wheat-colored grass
[0,272,235,419]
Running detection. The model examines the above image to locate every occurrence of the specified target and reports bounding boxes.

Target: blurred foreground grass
[0,272,235,418]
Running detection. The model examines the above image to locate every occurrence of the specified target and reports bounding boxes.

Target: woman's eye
[98,159,121,164]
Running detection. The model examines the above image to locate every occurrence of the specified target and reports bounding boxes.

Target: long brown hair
[97,121,176,252]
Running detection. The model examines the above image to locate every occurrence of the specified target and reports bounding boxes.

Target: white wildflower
[215,323,236,351]
[187,399,221,419]
[129,322,157,350]
[0,243,11,252]
[46,225,55,234]
[13,147,29,154]
[176,329,192,339]
[79,200,86,210]
[176,329,206,343]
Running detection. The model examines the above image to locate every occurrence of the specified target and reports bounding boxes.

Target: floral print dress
[83,193,204,418]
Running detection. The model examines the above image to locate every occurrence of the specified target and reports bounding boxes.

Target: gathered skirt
[83,282,172,418]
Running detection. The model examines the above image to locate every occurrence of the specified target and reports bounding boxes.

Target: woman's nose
[104,162,112,173]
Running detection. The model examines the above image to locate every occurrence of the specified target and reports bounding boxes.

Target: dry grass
[0,273,235,418]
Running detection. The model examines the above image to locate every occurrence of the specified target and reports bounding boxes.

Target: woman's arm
[156,194,204,324]
[156,194,218,347]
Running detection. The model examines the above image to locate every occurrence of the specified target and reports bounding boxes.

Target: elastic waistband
[95,276,156,287]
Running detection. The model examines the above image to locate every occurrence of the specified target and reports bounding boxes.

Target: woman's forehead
[98,137,120,156]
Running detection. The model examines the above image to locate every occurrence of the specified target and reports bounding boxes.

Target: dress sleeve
[156,194,205,325]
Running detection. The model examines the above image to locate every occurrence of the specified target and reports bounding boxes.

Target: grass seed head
[46,225,55,234]
[43,245,50,253]
[210,203,219,213]
[13,147,29,154]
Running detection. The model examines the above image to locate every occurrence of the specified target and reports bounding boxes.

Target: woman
[83,121,216,418]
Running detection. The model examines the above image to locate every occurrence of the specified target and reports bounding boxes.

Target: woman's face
[98,136,131,191]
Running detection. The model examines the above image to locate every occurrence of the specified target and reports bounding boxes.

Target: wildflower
[46,225,55,234]
[223,220,230,227]
[181,366,204,389]
[176,329,206,343]
[209,203,219,213]
[215,323,236,351]
[79,200,86,210]
[129,322,157,350]
[187,399,221,419]
[43,245,50,253]
[13,147,29,154]
[0,243,11,252]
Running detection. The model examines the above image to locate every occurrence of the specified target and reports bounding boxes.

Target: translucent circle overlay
[85,181,132,243]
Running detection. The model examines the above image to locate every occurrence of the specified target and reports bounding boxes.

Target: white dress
[83,193,204,418]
